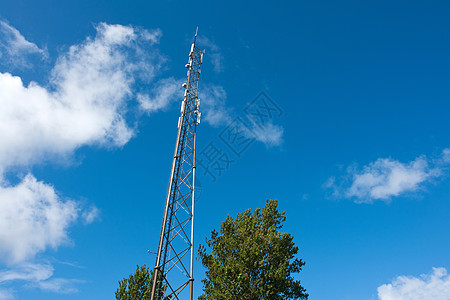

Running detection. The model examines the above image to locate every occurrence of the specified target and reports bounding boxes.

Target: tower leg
[189,278,194,300]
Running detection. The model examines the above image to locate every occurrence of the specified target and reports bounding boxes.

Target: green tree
[198,199,308,300]
[115,265,165,300]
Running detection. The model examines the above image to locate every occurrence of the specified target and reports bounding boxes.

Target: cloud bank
[378,267,450,300]
[0,21,166,296]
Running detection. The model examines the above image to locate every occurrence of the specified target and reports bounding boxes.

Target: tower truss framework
[151,30,203,300]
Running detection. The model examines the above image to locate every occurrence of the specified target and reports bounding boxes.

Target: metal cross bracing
[151,29,204,300]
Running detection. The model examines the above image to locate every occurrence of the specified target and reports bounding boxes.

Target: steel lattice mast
[150,29,203,300]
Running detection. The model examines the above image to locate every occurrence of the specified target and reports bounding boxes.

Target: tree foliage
[198,199,308,300]
[116,265,165,300]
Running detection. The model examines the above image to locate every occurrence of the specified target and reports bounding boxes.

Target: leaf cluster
[198,199,308,300]
[115,265,166,300]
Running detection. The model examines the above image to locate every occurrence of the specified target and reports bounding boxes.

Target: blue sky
[0,0,450,299]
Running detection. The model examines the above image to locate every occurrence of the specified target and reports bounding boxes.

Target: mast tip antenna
[194,26,198,44]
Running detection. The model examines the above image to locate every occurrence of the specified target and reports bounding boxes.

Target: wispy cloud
[442,148,450,163]
[138,77,182,113]
[377,267,450,300]
[249,121,284,146]
[199,85,284,146]
[0,263,53,282]
[0,21,47,68]
[0,288,13,300]
[197,35,223,73]
[324,150,449,203]
[37,278,83,294]
[81,206,100,225]
[199,84,231,127]
[0,263,82,295]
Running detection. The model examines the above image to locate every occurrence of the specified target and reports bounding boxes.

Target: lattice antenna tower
[150,28,204,300]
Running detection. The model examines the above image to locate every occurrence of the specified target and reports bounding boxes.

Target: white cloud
[0,175,78,264]
[0,22,163,170]
[0,263,53,282]
[0,21,47,67]
[81,206,100,225]
[323,176,339,197]
[0,289,13,300]
[197,35,223,73]
[138,77,182,113]
[325,155,442,203]
[249,121,284,146]
[141,28,163,44]
[199,84,231,127]
[347,157,437,202]
[378,267,450,300]
[37,278,82,294]
[199,84,284,146]
[442,148,450,163]
[0,262,81,294]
